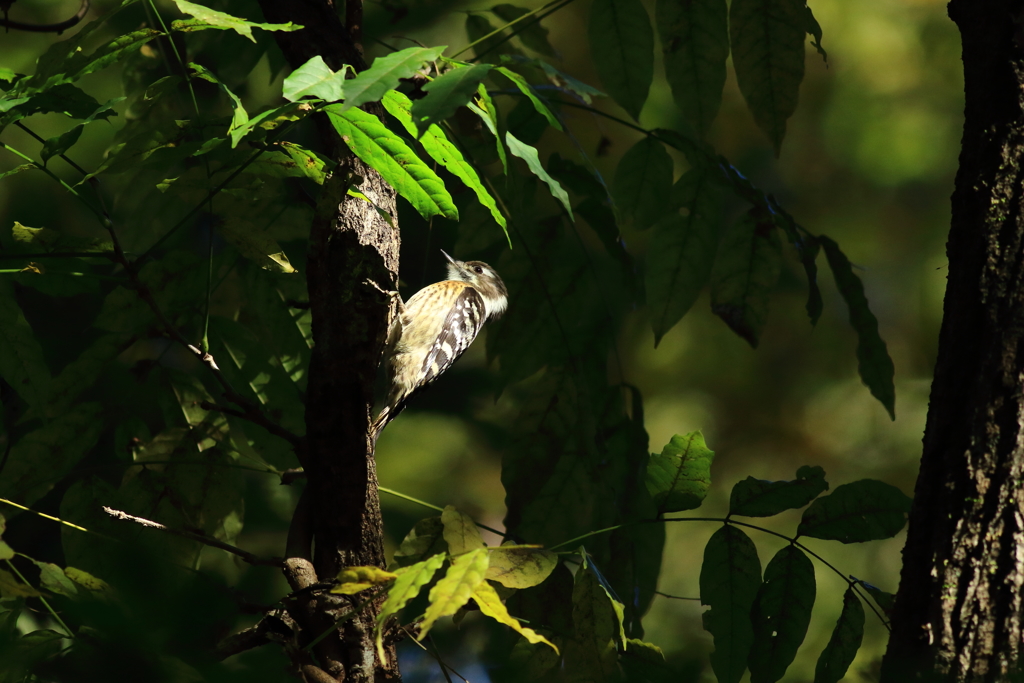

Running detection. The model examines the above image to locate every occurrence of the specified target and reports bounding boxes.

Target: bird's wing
[420,286,487,386]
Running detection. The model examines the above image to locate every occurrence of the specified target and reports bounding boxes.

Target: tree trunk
[881,1,1024,680]
[256,2,402,680]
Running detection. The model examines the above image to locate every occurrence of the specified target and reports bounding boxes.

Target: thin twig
[102,506,283,567]
[201,401,302,447]
[654,590,700,601]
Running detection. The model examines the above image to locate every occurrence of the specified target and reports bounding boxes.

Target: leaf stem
[5,559,74,638]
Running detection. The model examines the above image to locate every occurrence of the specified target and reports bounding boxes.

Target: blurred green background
[0,0,961,679]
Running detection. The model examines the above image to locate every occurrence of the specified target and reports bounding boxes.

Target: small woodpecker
[372,250,508,441]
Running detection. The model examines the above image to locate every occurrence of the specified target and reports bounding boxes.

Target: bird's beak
[440,249,458,266]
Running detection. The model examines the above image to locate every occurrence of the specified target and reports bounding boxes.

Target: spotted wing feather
[420,287,487,386]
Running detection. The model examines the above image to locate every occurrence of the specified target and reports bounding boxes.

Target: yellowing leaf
[419,547,489,638]
[486,545,558,588]
[441,505,485,556]
[473,580,560,654]
[374,553,446,659]
[332,566,398,595]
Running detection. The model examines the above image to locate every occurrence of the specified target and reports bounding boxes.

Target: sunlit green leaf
[393,516,447,568]
[748,545,816,683]
[383,91,507,235]
[814,587,864,683]
[820,236,896,419]
[646,431,715,514]
[189,63,249,146]
[375,553,447,658]
[657,0,728,135]
[441,505,486,556]
[419,547,489,637]
[505,131,572,219]
[468,83,507,173]
[474,580,560,652]
[486,545,558,588]
[647,166,723,344]
[495,66,561,131]
[411,63,494,135]
[326,104,457,220]
[798,479,911,543]
[282,56,346,102]
[729,466,829,517]
[710,208,783,348]
[729,0,806,154]
[339,46,446,112]
[588,0,654,120]
[172,0,302,42]
[701,525,761,683]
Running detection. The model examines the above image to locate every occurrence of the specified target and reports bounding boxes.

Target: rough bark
[255,1,401,680]
[881,1,1024,680]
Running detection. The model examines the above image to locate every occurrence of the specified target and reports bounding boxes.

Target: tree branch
[0,0,89,34]
[102,506,283,567]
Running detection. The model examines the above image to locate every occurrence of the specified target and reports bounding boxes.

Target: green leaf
[701,525,762,683]
[11,222,112,254]
[612,136,672,231]
[814,587,864,683]
[375,553,447,658]
[218,216,297,274]
[24,27,161,96]
[468,84,507,173]
[494,66,561,130]
[441,505,486,556]
[172,0,302,42]
[0,164,35,181]
[819,236,896,419]
[189,63,249,146]
[474,580,560,651]
[0,402,104,507]
[798,480,911,543]
[853,578,895,618]
[339,46,446,113]
[656,0,728,135]
[588,0,654,120]
[646,431,714,514]
[419,547,490,636]
[710,208,783,348]
[383,91,507,235]
[535,60,605,104]
[647,166,723,344]
[225,101,306,145]
[282,56,346,102]
[40,98,125,164]
[565,562,619,681]
[729,466,829,518]
[486,545,558,588]
[0,278,52,410]
[393,517,447,568]
[491,5,557,57]
[465,14,520,62]
[326,104,457,220]
[411,63,494,135]
[729,0,807,154]
[748,545,816,683]
[505,131,572,219]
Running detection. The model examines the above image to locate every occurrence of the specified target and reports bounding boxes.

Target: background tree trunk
[882,0,1024,680]
[256,2,402,680]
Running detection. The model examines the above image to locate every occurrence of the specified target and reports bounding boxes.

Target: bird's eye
[473,266,483,274]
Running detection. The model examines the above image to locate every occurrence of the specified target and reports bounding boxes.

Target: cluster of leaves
[0,0,908,680]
